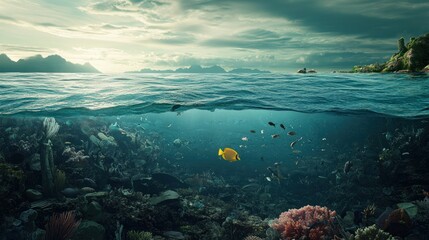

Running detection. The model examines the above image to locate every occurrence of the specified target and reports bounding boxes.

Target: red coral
[271,205,336,240]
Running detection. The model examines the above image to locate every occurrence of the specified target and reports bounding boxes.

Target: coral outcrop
[270,205,336,240]
[351,225,394,240]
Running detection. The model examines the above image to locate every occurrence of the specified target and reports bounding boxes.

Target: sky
[0,0,428,73]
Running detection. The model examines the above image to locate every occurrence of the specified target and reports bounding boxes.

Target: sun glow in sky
[0,0,428,73]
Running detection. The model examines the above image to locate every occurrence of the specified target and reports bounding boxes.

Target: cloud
[178,0,429,38]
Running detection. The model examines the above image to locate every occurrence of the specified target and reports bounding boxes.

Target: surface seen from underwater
[0,73,428,117]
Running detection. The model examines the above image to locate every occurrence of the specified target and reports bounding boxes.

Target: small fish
[292,149,301,154]
[167,123,172,128]
[290,137,303,149]
[218,148,240,162]
[171,104,181,111]
[241,137,248,141]
[260,130,264,134]
[64,141,71,145]
[250,130,256,133]
[322,138,327,141]
[268,122,275,127]
[271,134,280,139]
[266,176,272,182]
[280,124,286,130]
[318,176,327,179]
[287,131,296,136]
[343,161,353,174]
[260,157,264,161]
[401,152,410,156]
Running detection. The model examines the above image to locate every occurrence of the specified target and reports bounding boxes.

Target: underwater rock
[85,201,103,221]
[152,172,188,189]
[25,189,43,201]
[61,187,80,198]
[80,187,95,194]
[29,154,41,171]
[83,177,97,188]
[397,202,418,218]
[71,220,105,240]
[149,190,180,205]
[89,135,101,146]
[132,177,158,194]
[383,208,412,237]
[84,191,108,201]
[342,211,355,229]
[163,230,185,239]
[19,209,38,231]
[30,199,56,209]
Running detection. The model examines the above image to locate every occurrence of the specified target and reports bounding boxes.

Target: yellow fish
[218,148,240,162]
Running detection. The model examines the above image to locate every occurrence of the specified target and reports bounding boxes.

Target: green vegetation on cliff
[353,33,429,73]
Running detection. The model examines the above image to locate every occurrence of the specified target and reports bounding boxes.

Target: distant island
[129,65,270,74]
[0,54,99,73]
[352,33,429,73]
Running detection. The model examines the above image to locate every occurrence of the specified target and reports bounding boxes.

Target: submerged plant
[54,169,66,192]
[44,211,81,240]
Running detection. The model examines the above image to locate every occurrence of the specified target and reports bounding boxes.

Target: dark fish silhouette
[250,130,256,133]
[268,122,275,127]
[171,104,181,111]
[287,131,296,136]
[343,161,353,174]
[280,124,286,130]
[271,134,280,139]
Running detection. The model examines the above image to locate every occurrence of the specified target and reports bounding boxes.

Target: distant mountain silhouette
[130,65,270,73]
[0,54,99,73]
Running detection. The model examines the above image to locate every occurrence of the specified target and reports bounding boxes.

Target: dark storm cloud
[179,0,429,38]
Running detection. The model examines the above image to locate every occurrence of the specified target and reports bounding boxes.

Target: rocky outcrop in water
[353,33,429,73]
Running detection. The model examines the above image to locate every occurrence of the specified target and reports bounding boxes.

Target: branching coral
[351,225,394,240]
[62,146,89,163]
[270,205,336,240]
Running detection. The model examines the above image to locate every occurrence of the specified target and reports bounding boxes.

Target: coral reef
[270,205,336,240]
[351,225,394,240]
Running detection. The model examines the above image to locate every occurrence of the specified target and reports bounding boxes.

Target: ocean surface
[0,72,428,117]
[1,73,428,239]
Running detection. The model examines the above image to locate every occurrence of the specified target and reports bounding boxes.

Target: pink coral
[271,205,336,240]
